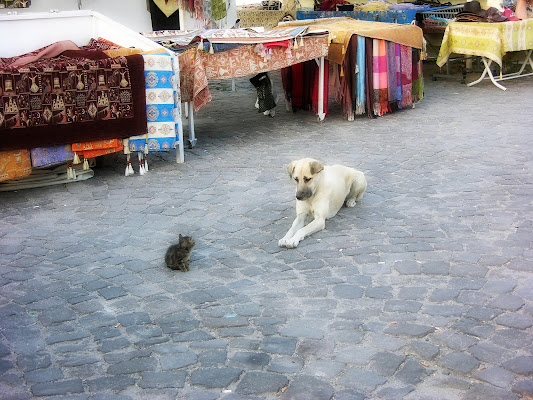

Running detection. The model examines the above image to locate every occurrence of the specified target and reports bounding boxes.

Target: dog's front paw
[279,237,299,248]
[284,237,300,248]
[346,199,357,208]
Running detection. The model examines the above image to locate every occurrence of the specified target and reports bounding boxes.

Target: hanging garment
[395,43,402,108]
[149,0,180,31]
[339,35,357,119]
[411,49,424,104]
[386,41,397,107]
[400,45,412,109]
[365,37,375,119]
[355,35,366,116]
[375,39,389,116]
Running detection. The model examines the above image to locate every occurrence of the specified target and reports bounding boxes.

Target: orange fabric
[0,149,32,182]
[72,139,123,159]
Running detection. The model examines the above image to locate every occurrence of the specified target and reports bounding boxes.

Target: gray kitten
[165,234,195,272]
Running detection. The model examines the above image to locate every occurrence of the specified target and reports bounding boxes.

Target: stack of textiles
[277,17,424,119]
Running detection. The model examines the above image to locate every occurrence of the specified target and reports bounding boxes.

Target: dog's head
[287,158,324,201]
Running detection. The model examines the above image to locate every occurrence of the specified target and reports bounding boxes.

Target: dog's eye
[294,177,299,183]
[304,177,312,183]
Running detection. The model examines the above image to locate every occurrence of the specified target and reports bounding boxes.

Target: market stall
[144,26,330,147]
[0,10,184,189]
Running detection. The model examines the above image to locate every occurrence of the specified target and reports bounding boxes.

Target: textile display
[277,17,424,65]
[128,52,178,153]
[176,34,328,111]
[30,145,74,168]
[437,19,533,68]
[0,45,147,151]
[178,49,212,111]
[0,149,32,182]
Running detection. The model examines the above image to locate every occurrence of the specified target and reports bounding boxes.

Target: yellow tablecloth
[437,19,533,68]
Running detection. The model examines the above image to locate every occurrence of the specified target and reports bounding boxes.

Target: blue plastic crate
[296,9,429,24]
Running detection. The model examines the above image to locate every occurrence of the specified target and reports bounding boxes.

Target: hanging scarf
[411,49,424,104]
[340,36,357,119]
[372,39,389,117]
[365,37,375,119]
[386,41,397,107]
[400,45,412,109]
[355,35,366,115]
[372,39,380,117]
[395,43,402,108]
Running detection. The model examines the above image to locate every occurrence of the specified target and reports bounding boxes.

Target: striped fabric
[128,52,178,153]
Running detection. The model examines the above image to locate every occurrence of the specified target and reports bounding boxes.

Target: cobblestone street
[0,65,532,399]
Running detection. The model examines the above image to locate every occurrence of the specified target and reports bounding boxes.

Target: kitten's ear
[179,234,183,240]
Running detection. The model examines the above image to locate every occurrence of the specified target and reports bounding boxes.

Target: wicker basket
[418,4,464,31]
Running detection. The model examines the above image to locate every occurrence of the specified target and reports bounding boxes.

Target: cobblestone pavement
[1,65,532,400]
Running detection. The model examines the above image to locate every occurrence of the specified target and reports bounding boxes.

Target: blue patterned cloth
[128,52,179,153]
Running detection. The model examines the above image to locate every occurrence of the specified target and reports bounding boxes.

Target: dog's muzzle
[296,189,312,201]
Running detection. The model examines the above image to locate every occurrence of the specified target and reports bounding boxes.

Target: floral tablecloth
[437,19,533,68]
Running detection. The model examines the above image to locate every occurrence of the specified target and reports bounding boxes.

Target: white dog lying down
[279,158,367,248]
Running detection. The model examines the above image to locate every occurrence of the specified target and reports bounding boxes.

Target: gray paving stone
[385,322,435,338]
[280,376,334,400]
[338,367,386,391]
[462,383,519,400]
[107,356,158,374]
[268,356,304,373]
[235,371,288,395]
[395,358,434,384]
[31,379,84,396]
[261,337,297,355]
[474,366,516,388]
[190,367,243,388]
[512,379,533,398]
[229,352,270,369]
[86,375,136,392]
[502,355,533,375]
[139,371,187,389]
[438,352,480,374]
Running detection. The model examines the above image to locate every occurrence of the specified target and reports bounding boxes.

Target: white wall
[0,0,237,32]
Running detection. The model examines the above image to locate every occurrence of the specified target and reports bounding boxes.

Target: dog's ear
[287,161,296,177]
[309,160,324,175]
